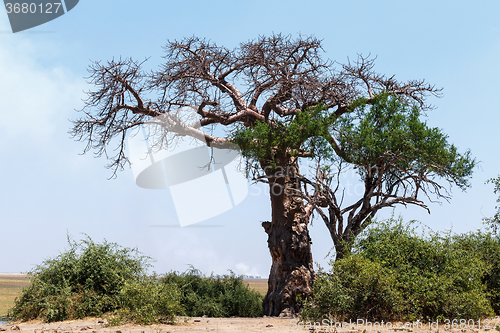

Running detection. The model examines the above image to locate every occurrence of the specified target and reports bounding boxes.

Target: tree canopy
[71,35,440,177]
[337,94,474,195]
[315,95,474,258]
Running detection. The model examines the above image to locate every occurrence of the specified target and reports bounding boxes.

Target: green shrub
[116,278,182,324]
[9,237,263,323]
[161,267,263,317]
[302,217,495,322]
[9,236,152,322]
[356,219,493,320]
[452,231,500,313]
[300,256,404,322]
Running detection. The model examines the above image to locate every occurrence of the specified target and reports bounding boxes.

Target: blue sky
[1,1,499,277]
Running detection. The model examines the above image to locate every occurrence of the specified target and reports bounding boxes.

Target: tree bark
[333,241,349,261]
[261,160,315,317]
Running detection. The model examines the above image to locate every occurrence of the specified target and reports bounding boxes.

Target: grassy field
[244,279,268,296]
[0,274,30,317]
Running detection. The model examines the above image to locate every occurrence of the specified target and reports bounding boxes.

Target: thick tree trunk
[261,160,315,317]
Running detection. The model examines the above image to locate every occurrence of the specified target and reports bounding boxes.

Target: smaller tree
[311,93,476,259]
[484,175,500,233]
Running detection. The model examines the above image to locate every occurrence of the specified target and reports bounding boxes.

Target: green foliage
[161,268,263,317]
[356,219,492,320]
[301,217,496,322]
[115,278,182,325]
[484,175,500,232]
[9,238,262,324]
[300,256,404,322]
[338,94,475,189]
[233,94,474,191]
[232,104,333,169]
[9,236,152,322]
[452,231,500,313]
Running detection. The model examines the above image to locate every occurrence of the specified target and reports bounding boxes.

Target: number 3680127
[5,3,62,14]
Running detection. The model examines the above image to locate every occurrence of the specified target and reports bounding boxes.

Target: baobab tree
[71,34,440,316]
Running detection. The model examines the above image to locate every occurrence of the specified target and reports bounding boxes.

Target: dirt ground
[0,317,292,333]
[2,317,500,333]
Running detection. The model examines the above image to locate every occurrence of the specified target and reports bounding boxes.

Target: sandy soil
[0,317,296,333]
[2,317,500,333]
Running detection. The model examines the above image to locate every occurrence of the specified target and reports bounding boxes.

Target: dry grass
[244,279,268,296]
[0,274,30,317]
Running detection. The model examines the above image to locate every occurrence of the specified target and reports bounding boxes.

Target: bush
[161,267,263,317]
[115,278,182,325]
[300,256,404,322]
[301,217,495,322]
[452,231,500,313]
[9,236,153,322]
[357,219,493,320]
[9,237,263,323]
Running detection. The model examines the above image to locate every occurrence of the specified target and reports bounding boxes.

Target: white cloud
[235,262,261,277]
[0,29,85,147]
